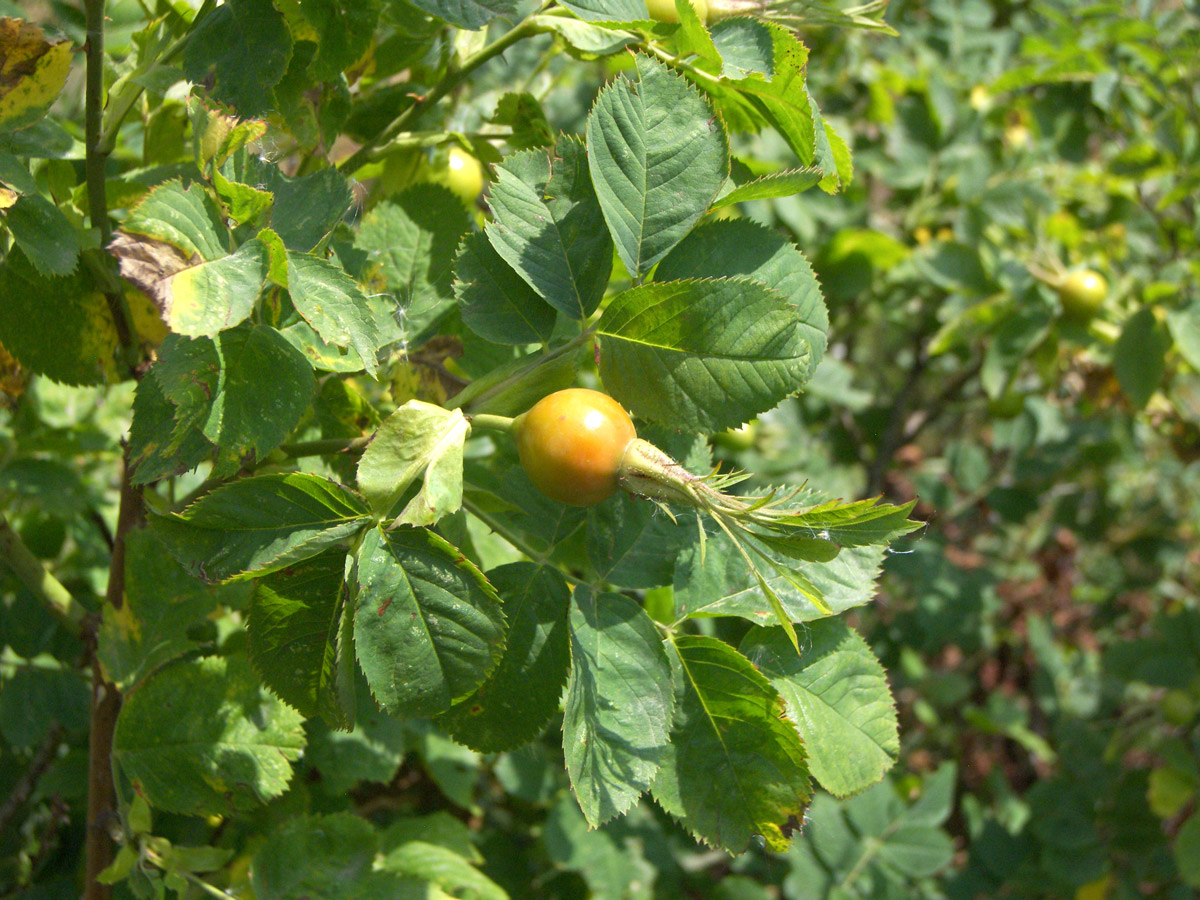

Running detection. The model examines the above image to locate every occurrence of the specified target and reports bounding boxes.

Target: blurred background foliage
[2,0,1198,898]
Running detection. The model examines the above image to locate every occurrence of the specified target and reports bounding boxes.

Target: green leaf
[247,550,354,723]
[377,842,508,900]
[586,54,728,276]
[711,16,774,79]
[653,218,827,379]
[286,251,382,378]
[252,813,384,900]
[774,496,921,547]
[740,621,898,798]
[563,587,674,826]
[182,0,294,117]
[241,157,353,252]
[453,230,557,345]
[485,137,613,319]
[355,399,468,525]
[651,635,811,853]
[1176,811,1200,888]
[543,796,656,900]
[674,533,886,624]
[354,526,506,718]
[489,92,554,149]
[150,325,315,476]
[127,374,215,484]
[150,472,372,582]
[291,0,381,82]
[0,249,120,385]
[0,19,73,133]
[1114,307,1171,409]
[0,666,89,749]
[355,183,470,337]
[530,15,638,56]
[158,237,271,337]
[596,277,813,432]
[119,180,229,261]
[98,528,248,689]
[407,0,519,29]
[303,693,406,793]
[438,563,571,752]
[710,166,822,209]
[113,654,305,816]
[380,813,482,863]
[560,0,648,20]
[2,191,84,275]
[842,781,955,878]
[587,493,692,588]
[732,25,816,165]
[1167,302,1200,371]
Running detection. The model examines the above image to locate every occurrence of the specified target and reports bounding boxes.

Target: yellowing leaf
[0,18,73,133]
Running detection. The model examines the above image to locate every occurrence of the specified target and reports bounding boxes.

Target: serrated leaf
[292,0,381,82]
[247,550,353,723]
[0,248,119,385]
[654,218,827,378]
[407,0,519,29]
[377,842,508,900]
[674,531,886,625]
[651,635,811,853]
[241,157,353,252]
[710,16,773,79]
[120,180,229,261]
[775,497,921,547]
[559,0,648,22]
[113,655,305,816]
[485,137,612,319]
[2,191,83,275]
[286,251,381,378]
[354,526,506,718]
[150,472,372,583]
[98,528,245,689]
[252,813,380,900]
[182,0,293,117]
[586,54,728,275]
[150,325,315,476]
[740,621,898,797]
[711,166,822,208]
[0,18,73,133]
[453,231,557,345]
[531,15,638,56]
[563,587,674,826]
[355,399,468,525]
[490,92,554,149]
[145,236,270,337]
[355,183,470,338]
[597,277,812,432]
[438,563,570,752]
[587,493,692,588]
[733,25,817,165]
[127,374,215,484]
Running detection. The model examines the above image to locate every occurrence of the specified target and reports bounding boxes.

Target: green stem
[0,515,86,638]
[461,497,588,587]
[446,332,590,412]
[466,413,515,433]
[339,4,552,174]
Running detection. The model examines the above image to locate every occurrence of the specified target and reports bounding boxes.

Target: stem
[84,455,143,900]
[466,413,515,433]
[339,6,550,174]
[0,515,86,638]
[0,724,66,837]
[84,0,139,380]
[461,496,588,587]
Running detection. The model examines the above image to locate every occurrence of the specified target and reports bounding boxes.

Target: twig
[0,724,66,836]
[0,515,86,638]
[865,338,928,496]
[339,5,551,174]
